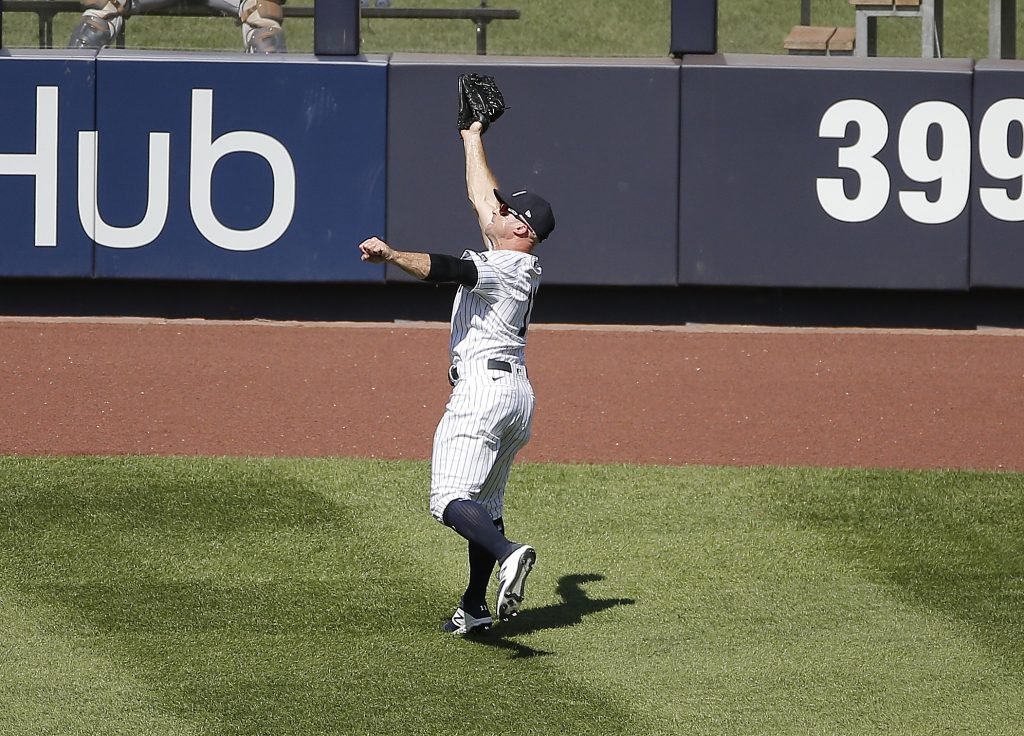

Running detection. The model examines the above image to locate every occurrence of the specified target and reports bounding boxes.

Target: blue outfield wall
[385,54,681,287]
[2,49,1024,289]
[0,49,388,282]
[680,55,974,290]
[0,50,97,277]
[970,60,1024,288]
[91,51,387,282]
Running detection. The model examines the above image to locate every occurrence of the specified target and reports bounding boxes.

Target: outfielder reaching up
[358,104,555,635]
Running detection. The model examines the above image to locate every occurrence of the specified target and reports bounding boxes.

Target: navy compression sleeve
[425,253,478,288]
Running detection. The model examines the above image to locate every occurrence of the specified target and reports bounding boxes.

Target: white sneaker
[442,601,493,635]
[495,544,537,621]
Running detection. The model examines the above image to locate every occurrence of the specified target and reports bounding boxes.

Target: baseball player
[358,119,555,635]
[67,0,287,53]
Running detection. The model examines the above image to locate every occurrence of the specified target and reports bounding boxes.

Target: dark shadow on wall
[0,278,1022,329]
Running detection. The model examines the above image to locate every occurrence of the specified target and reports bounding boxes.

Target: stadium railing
[0,1,520,54]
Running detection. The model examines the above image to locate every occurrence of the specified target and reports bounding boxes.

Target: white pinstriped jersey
[449,249,542,366]
[428,248,542,522]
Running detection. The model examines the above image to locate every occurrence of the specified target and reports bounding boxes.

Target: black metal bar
[315,0,359,55]
[670,0,718,56]
[475,19,487,55]
[360,8,517,20]
[1001,0,1016,59]
[801,0,811,26]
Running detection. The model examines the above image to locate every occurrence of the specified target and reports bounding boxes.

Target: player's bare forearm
[358,237,431,280]
[461,124,500,231]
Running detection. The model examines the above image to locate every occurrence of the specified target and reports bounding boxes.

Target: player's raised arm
[461,123,501,249]
[457,74,506,248]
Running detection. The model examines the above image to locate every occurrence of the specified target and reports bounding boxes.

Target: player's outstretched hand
[459,121,485,140]
[359,236,393,263]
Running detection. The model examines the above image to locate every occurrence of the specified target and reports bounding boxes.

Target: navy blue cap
[494,189,555,242]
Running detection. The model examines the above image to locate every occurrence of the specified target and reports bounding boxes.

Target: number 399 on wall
[816,98,1024,225]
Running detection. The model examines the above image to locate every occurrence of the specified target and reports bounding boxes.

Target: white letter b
[189,89,295,252]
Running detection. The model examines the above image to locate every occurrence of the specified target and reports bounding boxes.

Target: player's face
[490,203,534,241]
[486,204,512,237]
[494,202,513,226]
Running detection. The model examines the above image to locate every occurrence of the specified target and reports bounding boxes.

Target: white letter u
[78,130,170,248]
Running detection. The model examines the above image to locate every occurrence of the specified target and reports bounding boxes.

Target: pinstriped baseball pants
[429,370,535,522]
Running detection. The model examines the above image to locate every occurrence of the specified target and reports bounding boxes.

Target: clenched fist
[358,237,394,263]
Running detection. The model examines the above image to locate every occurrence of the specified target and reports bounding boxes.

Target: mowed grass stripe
[1,457,1023,735]
[0,457,649,735]
[766,467,1024,670]
[0,583,202,736]
[513,464,1024,734]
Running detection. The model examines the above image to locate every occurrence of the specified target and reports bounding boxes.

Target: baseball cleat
[496,544,536,621]
[442,601,493,635]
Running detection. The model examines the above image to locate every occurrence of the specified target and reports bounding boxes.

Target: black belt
[448,359,517,385]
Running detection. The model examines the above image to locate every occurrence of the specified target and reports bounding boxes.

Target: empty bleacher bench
[784,25,855,56]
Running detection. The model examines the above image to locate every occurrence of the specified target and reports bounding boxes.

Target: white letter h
[0,86,58,247]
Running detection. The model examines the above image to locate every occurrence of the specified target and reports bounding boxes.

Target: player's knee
[68,1,123,49]
[246,25,287,53]
[240,0,287,53]
[239,0,285,25]
[78,0,124,15]
[430,492,455,524]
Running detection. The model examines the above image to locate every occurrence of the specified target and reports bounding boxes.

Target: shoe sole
[442,620,492,635]
[441,607,493,635]
[497,546,536,621]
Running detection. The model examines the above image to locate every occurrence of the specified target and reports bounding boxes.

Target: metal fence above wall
[0,0,519,54]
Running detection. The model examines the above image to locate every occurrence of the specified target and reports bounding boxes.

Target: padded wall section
[0,50,97,277]
[970,60,1024,288]
[91,51,387,282]
[387,54,680,286]
[680,54,973,290]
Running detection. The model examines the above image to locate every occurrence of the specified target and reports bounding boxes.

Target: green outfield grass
[0,0,1014,59]
[1,455,1022,735]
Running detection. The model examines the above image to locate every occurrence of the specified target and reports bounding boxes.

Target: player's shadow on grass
[470,573,635,659]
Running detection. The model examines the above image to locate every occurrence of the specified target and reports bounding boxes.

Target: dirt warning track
[1,318,1021,471]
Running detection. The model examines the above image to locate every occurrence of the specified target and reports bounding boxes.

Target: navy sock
[463,518,504,606]
[443,500,515,562]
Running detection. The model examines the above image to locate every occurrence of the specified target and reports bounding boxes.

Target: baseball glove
[458,73,506,134]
